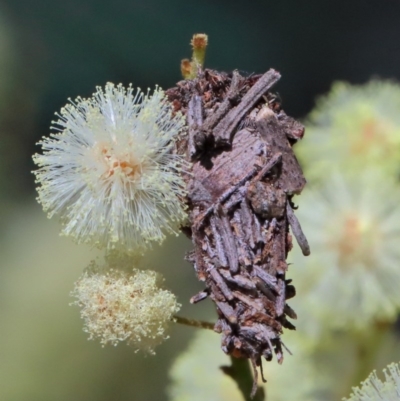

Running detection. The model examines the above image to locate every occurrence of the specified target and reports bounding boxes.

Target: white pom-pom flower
[296,80,400,181]
[33,83,188,251]
[289,170,400,334]
[344,362,400,401]
[71,253,181,353]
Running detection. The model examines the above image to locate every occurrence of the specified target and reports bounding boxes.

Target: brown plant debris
[166,68,309,397]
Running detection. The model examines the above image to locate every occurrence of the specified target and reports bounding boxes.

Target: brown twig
[201,69,243,133]
[213,69,281,146]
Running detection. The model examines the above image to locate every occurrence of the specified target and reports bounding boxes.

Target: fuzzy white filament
[344,362,400,401]
[33,83,188,251]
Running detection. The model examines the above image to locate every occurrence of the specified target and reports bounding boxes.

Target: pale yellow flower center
[328,215,379,269]
[95,142,143,180]
[350,117,391,157]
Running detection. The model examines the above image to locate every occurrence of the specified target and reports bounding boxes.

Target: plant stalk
[221,356,265,401]
[173,315,215,330]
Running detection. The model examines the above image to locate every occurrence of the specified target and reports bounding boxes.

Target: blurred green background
[2,1,400,400]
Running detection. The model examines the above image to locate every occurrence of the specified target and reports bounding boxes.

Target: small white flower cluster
[270,81,400,400]
[289,80,400,336]
[33,83,188,252]
[33,83,187,351]
[344,362,400,401]
[71,255,181,353]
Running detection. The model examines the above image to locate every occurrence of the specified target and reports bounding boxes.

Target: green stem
[221,356,265,401]
[341,323,392,399]
[173,315,214,330]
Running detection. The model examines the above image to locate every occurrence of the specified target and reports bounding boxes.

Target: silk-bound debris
[167,68,309,396]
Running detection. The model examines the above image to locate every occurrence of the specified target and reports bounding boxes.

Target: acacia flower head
[344,362,400,401]
[296,80,400,181]
[33,83,188,252]
[289,170,400,333]
[71,252,181,353]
